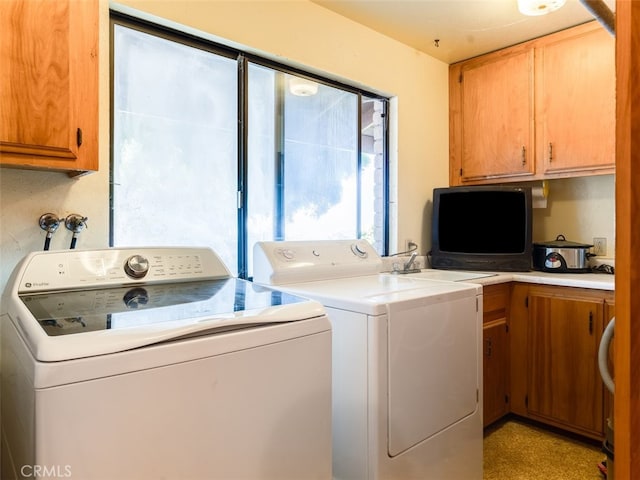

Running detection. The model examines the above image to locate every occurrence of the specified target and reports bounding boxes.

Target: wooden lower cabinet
[527,291,604,437]
[482,283,510,427]
[510,283,614,440]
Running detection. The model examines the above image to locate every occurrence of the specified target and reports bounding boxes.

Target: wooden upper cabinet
[537,24,615,175]
[456,48,534,183]
[0,0,98,176]
[449,21,615,185]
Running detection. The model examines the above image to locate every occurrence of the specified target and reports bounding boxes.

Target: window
[111,15,388,278]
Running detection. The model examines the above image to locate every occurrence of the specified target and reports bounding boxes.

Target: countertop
[470,270,614,291]
[383,257,615,291]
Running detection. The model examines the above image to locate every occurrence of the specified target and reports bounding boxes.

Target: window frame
[110,11,390,278]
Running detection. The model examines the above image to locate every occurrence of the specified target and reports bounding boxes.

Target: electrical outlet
[405,239,418,253]
[593,237,607,256]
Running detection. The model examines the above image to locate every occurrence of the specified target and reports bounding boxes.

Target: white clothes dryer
[253,240,483,480]
[2,247,332,480]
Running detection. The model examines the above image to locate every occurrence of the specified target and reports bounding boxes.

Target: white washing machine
[253,240,483,480]
[1,247,332,480]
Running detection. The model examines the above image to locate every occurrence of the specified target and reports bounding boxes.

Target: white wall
[533,175,615,257]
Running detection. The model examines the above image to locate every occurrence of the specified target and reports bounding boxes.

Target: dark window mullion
[356,93,363,239]
[382,100,390,256]
[274,72,286,241]
[237,55,248,278]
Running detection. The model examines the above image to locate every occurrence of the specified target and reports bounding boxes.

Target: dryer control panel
[253,240,382,285]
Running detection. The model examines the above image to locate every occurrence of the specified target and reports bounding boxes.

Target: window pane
[246,68,387,276]
[246,63,277,274]
[112,26,239,274]
[283,74,359,240]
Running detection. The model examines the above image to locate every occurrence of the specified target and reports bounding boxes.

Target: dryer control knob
[351,242,368,258]
[124,255,150,279]
[278,248,295,260]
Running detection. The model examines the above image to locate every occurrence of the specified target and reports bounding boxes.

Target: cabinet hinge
[459,168,463,177]
[525,395,529,408]
[459,72,463,83]
[505,324,509,333]
[525,296,529,308]
[505,394,509,404]
[477,389,479,403]
[476,297,479,312]
[76,128,83,147]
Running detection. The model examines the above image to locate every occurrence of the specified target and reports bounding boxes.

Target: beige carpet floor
[484,418,606,480]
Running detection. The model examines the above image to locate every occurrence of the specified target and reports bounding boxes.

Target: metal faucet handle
[64,214,88,233]
[39,213,61,234]
[403,251,418,270]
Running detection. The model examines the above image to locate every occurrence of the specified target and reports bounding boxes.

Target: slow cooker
[532,234,594,273]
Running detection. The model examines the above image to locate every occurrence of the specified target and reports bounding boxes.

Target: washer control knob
[124,255,150,279]
[351,242,369,258]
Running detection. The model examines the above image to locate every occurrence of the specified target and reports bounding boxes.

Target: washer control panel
[16,247,230,293]
[124,254,150,279]
[253,240,382,285]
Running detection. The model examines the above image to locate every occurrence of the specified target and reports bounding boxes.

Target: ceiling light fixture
[517,0,567,16]
[289,77,319,96]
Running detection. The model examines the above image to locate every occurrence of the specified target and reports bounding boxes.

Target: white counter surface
[474,271,614,290]
[395,269,614,291]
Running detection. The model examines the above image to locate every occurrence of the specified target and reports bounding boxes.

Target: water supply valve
[38,213,61,251]
[64,214,88,249]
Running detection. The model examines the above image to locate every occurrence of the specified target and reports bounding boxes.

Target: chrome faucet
[392,251,421,274]
[404,251,418,271]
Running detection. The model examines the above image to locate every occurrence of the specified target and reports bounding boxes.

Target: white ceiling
[309,0,615,64]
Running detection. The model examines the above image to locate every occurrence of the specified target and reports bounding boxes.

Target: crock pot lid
[533,234,594,248]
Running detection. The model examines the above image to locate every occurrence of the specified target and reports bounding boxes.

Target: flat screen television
[430,185,532,272]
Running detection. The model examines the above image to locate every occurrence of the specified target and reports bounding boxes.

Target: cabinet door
[482,283,510,426]
[457,48,534,182]
[0,0,98,175]
[483,322,509,426]
[537,25,615,175]
[527,293,604,437]
[508,283,529,416]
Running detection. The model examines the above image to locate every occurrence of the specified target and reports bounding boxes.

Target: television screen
[431,186,532,271]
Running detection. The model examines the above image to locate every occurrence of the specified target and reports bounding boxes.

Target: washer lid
[13,278,324,362]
